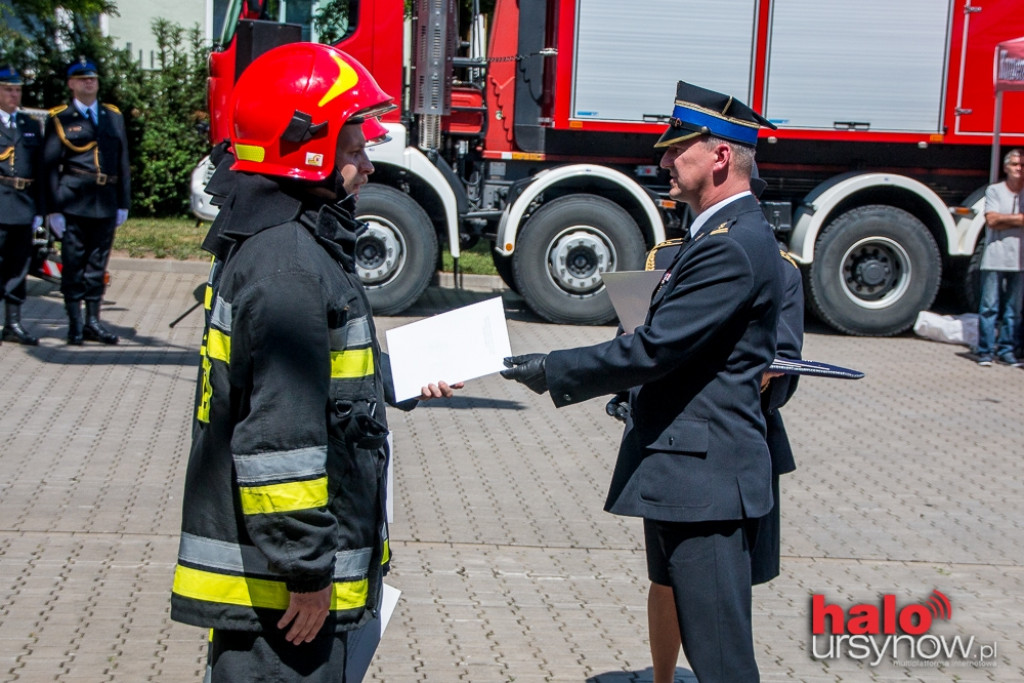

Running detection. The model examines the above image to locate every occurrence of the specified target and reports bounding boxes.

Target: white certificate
[345,583,401,681]
[602,270,666,331]
[385,296,512,401]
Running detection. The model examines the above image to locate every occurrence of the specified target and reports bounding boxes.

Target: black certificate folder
[769,358,865,380]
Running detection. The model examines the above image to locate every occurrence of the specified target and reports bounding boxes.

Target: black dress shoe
[3,304,39,345]
[2,323,39,346]
[83,301,119,345]
[82,321,119,345]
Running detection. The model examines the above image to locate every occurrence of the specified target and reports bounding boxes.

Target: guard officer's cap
[655,81,775,149]
[0,65,23,85]
[67,58,99,79]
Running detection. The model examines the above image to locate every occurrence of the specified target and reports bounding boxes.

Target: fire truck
[192,0,1024,335]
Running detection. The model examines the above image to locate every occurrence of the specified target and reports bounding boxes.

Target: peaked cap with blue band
[655,81,776,149]
[0,65,23,85]
[67,58,99,79]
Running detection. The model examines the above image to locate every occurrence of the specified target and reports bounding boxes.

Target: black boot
[2,303,40,345]
[83,300,118,345]
[66,301,84,345]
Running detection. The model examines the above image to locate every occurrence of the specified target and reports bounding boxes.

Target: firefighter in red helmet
[170,43,457,682]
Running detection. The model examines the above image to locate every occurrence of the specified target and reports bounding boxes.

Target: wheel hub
[547,229,614,295]
[840,238,910,306]
[356,220,404,285]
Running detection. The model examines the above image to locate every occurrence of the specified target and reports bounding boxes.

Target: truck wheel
[513,194,646,325]
[961,237,984,312]
[355,184,438,316]
[807,205,941,336]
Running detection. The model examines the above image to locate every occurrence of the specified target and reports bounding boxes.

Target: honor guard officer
[503,81,784,682]
[0,65,43,345]
[44,57,130,345]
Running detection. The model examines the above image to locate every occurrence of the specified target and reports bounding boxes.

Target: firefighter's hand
[115,208,128,227]
[47,213,65,239]
[279,586,331,644]
[501,354,549,394]
[419,381,463,400]
[31,215,43,231]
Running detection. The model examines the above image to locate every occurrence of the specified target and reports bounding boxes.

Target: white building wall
[103,0,210,69]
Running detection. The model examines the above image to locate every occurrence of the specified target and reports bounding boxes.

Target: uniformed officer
[0,65,43,345]
[503,81,784,682]
[44,58,130,345]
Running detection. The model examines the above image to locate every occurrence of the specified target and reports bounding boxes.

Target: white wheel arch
[953,190,988,257]
[788,172,960,264]
[493,164,666,256]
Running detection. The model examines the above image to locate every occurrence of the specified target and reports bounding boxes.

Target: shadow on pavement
[588,667,696,682]
[414,395,526,411]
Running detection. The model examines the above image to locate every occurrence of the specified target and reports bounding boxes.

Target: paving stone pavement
[1,259,1021,682]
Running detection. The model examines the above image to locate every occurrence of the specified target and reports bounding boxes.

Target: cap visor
[654,127,703,149]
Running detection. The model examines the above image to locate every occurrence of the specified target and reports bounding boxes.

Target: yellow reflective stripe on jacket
[207,328,230,363]
[381,537,390,565]
[196,345,213,423]
[238,477,328,515]
[330,347,374,378]
[173,565,368,611]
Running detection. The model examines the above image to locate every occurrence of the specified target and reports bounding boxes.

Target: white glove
[47,213,66,239]
[115,208,128,227]
[31,215,43,230]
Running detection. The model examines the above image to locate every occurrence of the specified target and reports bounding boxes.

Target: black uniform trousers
[207,628,349,683]
[60,214,116,302]
[645,518,759,683]
[0,222,32,304]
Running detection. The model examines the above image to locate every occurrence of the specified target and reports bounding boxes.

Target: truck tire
[961,237,984,312]
[807,205,941,336]
[513,194,646,325]
[355,184,438,316]
[491,244,519,293]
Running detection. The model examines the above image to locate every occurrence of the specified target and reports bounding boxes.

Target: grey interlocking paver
[1,259,1022,681]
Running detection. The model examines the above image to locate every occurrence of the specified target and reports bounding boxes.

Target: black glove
[501,354,549,394]
[605,394,631,423]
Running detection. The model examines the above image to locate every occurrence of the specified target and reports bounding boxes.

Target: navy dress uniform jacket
[0,111,44,223]
[43,101,130,218]
[546,194,784,523]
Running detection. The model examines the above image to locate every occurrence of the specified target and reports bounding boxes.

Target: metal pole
[990,90,1003,184]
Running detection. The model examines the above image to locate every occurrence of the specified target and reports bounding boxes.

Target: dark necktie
[87,108,96,125]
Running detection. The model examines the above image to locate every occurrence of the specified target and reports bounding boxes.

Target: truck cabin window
[216,0,359,47]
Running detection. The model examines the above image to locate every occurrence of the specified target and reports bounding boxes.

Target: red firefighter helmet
[230,42,395,181]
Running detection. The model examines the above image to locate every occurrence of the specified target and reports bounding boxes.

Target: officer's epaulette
[102,103,121,114]
[779,249,799,270]
[645,238,685,271]
[48,104,68,117]
[709,220,733,236]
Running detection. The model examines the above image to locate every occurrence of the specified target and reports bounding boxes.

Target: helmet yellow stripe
[318,53,359,108]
